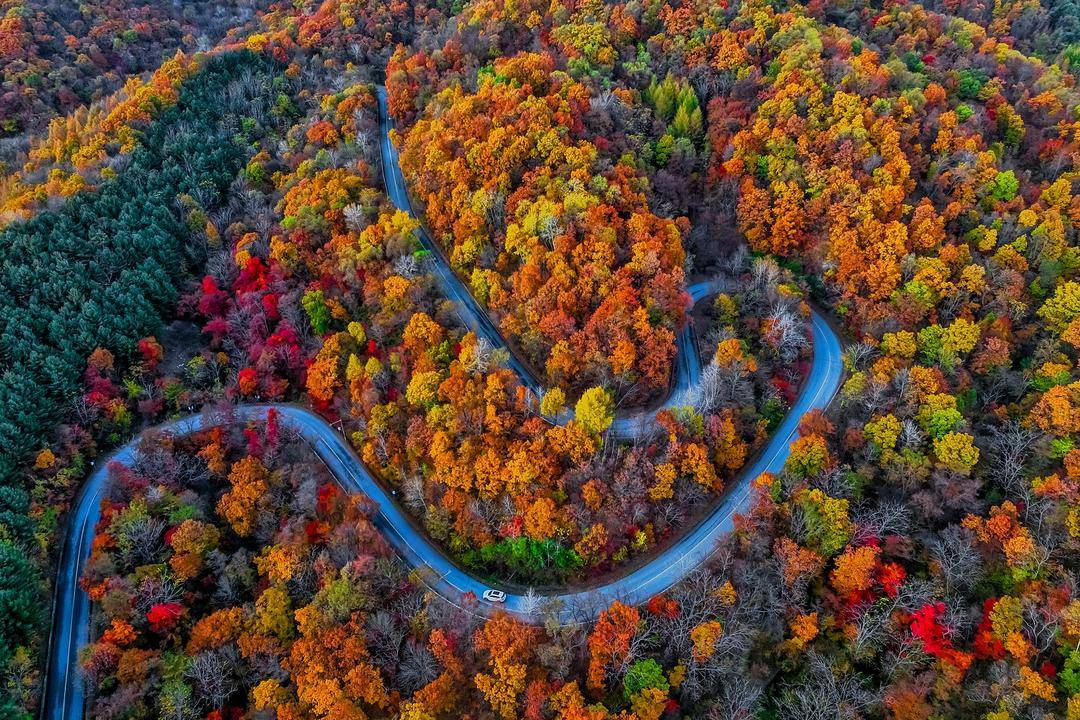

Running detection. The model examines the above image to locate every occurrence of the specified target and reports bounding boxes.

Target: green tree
[986,170,1019,202]
[1039,280,1080,332]
[672,103,702,140]
[0,543,41,674]
[302,288,332,335]
[624,659,669,699]
[649,76,677,121]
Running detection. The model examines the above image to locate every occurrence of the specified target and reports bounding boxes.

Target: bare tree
[353,127,376,166]
[1022,597,1060,657]
[120,516,166,566]
[929,525,982,595]
[70,394,103,428]
[538,214,561,248]
[853,502,910,543]
[879,633,932,680]
[749,256,782,293]
[211,549,255,607]
[700,360,754,410]
[690,361,724,415]
[367,610,407,673]
[899,418,924,450]
[393,253,421,278]
[483,189,506,235]
[857,378,890,417]
[843,342,877,372]
[459,336,502,375]
[888,368,917,412]
[401,473,427,513]
[772,652,877,720]
[986,421,1041,497]
[723,244,748,276]
[344,202,370,233]
[704,674,765,720]
[397,641,439,693]
[186,649,237,710]
[517,587,543,618]
[766,302,812,363]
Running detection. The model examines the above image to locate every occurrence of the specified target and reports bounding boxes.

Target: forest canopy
[0,50,283,483]
[2,0,1080,718]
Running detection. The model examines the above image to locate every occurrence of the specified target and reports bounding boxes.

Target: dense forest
[0,0,1078,718]
[0,50,286,479]
[0,0,269,148]
[0,49,290,715]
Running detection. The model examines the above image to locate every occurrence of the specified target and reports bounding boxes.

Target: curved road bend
[41,87,845,719]
[43,313,842,719]
[376,87,732,437]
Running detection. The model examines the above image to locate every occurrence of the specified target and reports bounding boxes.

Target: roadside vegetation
[0,0,1078,717]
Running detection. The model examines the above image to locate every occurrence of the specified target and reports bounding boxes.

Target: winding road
[40,87,845,720]
[376,87,724,437]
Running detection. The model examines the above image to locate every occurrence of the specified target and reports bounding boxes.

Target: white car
[482,589,506,603]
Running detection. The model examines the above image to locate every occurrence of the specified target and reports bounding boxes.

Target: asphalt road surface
[40,88,845,720]
[376,87,740,438]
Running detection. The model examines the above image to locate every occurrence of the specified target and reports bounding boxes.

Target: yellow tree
[575,386,614,436]
[473,614,536,718]
[933,432,980,472]
[217,456,270,537]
